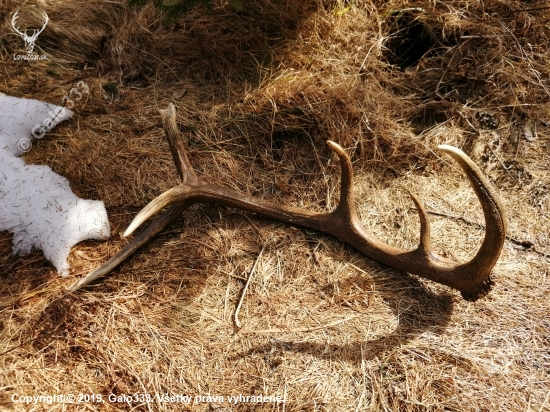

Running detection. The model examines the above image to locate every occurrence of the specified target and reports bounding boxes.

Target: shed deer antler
[70,104,506,301]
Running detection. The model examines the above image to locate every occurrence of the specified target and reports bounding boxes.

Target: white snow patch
[0,93,110,276]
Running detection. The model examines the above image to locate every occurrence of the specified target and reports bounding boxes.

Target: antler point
[437,144,465,158]
[326,140,348,159]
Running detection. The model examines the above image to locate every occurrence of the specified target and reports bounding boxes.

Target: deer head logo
[11,10,49,54]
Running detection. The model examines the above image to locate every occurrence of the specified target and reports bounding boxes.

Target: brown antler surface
[70,104,507,301]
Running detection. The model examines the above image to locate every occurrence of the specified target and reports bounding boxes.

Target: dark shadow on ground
[230,255,454,364]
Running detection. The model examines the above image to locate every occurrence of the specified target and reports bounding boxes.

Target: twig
[500,6,550,14]
[244,315,358,334]
[412,207,550,258]
[234,246,265,328]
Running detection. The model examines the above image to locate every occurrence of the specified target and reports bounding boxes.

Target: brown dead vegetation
[0,0,549,411]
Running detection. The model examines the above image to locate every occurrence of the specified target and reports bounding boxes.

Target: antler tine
[159,103,197,184]
[436,145,507,300]
[326,141,355,217]
[68,104,195,292]
[73,104,506,301]
[68,203,188,292]
[408,192,432,251]
[326,142,431,255]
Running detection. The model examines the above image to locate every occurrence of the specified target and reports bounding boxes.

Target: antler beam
[70,104,506,301]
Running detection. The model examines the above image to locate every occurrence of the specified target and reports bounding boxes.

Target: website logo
[11,9,48,58]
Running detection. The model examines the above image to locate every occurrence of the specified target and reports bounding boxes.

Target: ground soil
[1,1,549,411]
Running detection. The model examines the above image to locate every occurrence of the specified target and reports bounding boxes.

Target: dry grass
[1,0,549,410]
